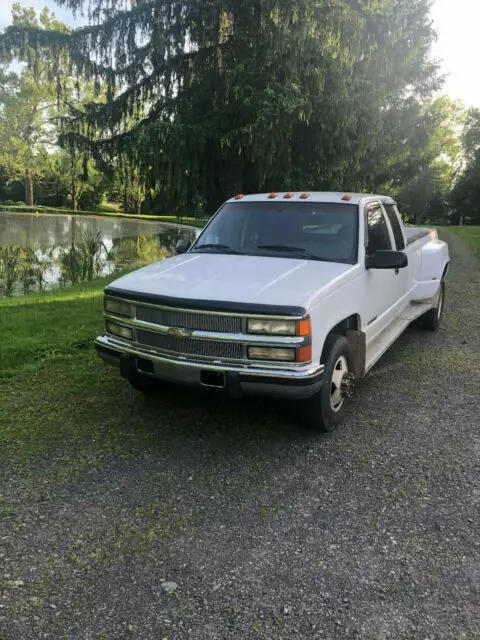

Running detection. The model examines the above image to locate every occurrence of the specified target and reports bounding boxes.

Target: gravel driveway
[1,230,479,639]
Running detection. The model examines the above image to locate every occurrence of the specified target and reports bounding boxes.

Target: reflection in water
[0,212,198,298]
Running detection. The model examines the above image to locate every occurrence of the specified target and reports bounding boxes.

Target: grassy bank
[0,273,121,378]
[448,225,480,260]
[0,203,208,228]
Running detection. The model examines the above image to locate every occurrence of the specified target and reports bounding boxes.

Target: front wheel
[301,334,355,432]
[422,281,445,331]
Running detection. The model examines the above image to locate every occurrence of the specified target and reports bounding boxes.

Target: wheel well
[328,314,360,338]
[321,315,360,360]
[321,314,365,376]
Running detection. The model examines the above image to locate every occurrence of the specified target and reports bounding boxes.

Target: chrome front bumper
[95,335,325,399]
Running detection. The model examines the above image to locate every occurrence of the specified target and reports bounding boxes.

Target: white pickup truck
[96,192,450,431]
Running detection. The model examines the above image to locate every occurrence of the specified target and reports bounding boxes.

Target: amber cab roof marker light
[284,193,294,199]
[234,194,244,200]
[268,193,279,199]
[299,193,310,199]
[342,194,352,201]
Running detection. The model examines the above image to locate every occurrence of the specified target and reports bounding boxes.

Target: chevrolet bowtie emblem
[167,327,193,339]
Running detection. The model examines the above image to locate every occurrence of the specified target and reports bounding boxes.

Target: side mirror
[176,239,191,255]
[366,250,408,270]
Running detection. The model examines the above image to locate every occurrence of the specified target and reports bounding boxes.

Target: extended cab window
[367,204,392,253]
[384,203,405,250]
[193,201,359,264]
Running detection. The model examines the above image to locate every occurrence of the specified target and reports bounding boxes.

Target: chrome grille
[136,329,243,360]
[136,306,242,333]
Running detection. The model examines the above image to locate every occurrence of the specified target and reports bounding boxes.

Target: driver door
[363,202,406,343]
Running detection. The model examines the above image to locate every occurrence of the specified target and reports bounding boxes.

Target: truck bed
[404,226,432,245]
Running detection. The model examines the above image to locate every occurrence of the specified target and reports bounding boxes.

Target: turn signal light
[296,318,311,337]
[296,345,312,363]
[296,344,312,362]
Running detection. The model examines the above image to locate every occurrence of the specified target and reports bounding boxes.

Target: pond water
[0,211,200,297]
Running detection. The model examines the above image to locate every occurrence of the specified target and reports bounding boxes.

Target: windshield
[192,201,359,264]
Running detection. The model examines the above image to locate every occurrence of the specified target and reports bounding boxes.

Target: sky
[0,0,479,107]
[431,0,479,107]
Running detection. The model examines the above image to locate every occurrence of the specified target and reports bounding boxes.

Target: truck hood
[107,253,354,310]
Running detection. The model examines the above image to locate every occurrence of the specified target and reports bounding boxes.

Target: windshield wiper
[257,245,324,261]
[193,243,240,254]
[257,245,306,252]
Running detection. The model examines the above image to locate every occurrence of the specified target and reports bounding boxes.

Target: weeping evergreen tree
[1,0,441,214]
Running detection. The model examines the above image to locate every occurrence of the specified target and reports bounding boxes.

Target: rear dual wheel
[421,280,445,331]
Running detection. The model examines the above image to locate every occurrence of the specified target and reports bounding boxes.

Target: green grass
[0,203,208,228]
[0,273,124,377]
[96,202,122,213]
[448,226,480,260]
[0,279,283,477]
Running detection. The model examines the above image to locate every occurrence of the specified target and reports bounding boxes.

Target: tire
[422,280,445,331]
[127,373,159,394]
[301,334,355,432]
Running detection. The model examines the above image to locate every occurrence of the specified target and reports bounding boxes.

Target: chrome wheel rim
[330,355,348,412]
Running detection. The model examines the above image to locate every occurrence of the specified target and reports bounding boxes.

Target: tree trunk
[123,180,129,214]
[71,181,80,211]
[136,185,142,215]
[25,172,34,207]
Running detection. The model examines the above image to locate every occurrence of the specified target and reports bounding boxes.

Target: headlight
[248,347,296,362]
[105,298,132,318]
[106,322,133,341]
[247,319,296,336]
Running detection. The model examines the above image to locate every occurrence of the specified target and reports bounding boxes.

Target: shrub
[97,202,121,213]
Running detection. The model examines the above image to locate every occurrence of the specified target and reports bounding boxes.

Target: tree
[450,109,480,225]
[1,0,441,214]
[41,148,104,210]
[388,97,467,224]
[0,5,70,205]
[463,108,480,161]
[398,165,448,224]
[0,5,111,210]
[53,76,112,210]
